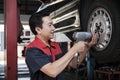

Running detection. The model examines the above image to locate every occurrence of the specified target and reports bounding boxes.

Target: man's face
[40,16,55,40]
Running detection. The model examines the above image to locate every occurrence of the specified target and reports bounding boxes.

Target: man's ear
[35,27,42,34]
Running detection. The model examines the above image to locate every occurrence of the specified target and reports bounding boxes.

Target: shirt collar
[35,36,56,49]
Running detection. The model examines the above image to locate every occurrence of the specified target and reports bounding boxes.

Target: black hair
[29,11,50,35]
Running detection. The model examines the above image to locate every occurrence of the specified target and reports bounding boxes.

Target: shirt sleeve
[25,48,50,74]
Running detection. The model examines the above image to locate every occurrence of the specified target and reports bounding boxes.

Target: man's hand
[72,41,89,53]
[89,32,99,47]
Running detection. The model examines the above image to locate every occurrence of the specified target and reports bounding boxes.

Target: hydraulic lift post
[5,0,18,80]
[86,51,95,80]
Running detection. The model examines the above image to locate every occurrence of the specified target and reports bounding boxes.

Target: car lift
[5,0,18,80]
[86,52,120,80]
[95,65,120,80]
[73,51,95,80]
[75,51,120,80]
[87,52,120,80]
[86,52,95,80]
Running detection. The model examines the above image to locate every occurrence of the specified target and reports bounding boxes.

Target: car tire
[81,0,120,65]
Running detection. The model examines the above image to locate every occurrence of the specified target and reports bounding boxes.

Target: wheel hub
[88,8,112,51]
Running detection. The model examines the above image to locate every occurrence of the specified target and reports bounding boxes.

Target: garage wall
[0,24,4,52]
[0,32,4,51]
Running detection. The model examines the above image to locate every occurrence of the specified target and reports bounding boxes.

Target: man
[25,12,98,80]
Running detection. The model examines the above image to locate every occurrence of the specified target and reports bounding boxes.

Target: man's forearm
[40,47,77,77]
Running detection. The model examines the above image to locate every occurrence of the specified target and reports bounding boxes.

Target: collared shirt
[25,36,65,80]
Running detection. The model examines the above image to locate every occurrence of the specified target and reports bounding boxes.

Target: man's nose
[52,25,55,30]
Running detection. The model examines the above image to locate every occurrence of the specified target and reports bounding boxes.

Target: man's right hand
[72,41,89,53]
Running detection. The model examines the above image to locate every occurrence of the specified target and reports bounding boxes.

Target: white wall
[0,24,4,51]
